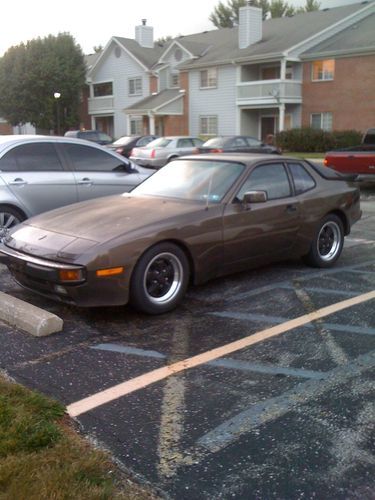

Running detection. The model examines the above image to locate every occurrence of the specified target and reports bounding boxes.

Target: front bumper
[0,245,130,307]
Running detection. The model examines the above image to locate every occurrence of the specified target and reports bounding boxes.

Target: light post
[54,92,61,135]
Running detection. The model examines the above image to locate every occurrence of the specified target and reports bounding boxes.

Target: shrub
[276,128,362,153]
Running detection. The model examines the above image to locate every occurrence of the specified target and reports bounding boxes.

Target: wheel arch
[326,209,349,235]
[0,203,27,221]
[130,239,196,284]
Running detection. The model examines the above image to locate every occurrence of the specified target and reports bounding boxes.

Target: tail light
[150,149,156,159]
[211,148,223,153]
[192,148,199,154]
[116,147,124,154]
[323,159,328,166]
[130,148,136,157]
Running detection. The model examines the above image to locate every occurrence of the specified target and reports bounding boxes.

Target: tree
[269,0,295,18]
[297,0,320,13]
[209,0,270,28]
[0,33,86,133]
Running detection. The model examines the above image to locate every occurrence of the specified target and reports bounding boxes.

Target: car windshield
[145,138,172,148]
[113,136,134,146]
[132,159,245,203]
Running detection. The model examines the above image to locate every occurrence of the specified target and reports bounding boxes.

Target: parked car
[107,135,158,158]
[198,135,281,155]
[64,130,113,145]
[0,135,153,241]
[0,154,361,314]
[324,128,375,180]
[130,136,204,168]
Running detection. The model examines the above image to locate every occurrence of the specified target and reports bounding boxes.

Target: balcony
[88,96,114,114]
[237,80,302,106]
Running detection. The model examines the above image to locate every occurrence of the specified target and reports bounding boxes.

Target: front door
[261,116,277,142]
[223,162,301,270]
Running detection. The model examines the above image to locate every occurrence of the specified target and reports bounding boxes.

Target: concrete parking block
[0,291,63,337]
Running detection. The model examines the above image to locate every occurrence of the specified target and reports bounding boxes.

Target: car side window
[177,139,194,147]
[246,137,262,147]
[0,149,18,171]
[137,137,152,147]
[288,163,316,194]
[231,137,247,147]
[4,143,64,172]
[237,163,291,201]
[62,144,125,172]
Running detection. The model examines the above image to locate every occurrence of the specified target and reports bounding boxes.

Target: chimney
[135,19,154,48]
[238,2,262,49]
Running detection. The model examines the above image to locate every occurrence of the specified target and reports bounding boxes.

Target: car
[130,136,204,168]
[0,135,153,241]
[0,154,361,315]
[64,130,113,145]
[198,135,281,155]
[107,135,158,158]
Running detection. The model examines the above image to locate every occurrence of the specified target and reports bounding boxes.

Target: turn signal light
[323,159,328,166]
[96,267,124,277]
[59,269,84,282]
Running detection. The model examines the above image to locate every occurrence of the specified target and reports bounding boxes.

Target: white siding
[189,65,238,136]
[91,42,150,137]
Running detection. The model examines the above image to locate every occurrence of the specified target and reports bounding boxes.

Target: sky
[0,0,364,56]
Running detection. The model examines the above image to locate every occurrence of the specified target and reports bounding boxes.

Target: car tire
[130,242,190,315]
[303,214,344,268]
[0,205,25,241]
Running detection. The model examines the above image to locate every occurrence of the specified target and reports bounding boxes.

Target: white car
[130,136,204,169]
[0,135,153,240]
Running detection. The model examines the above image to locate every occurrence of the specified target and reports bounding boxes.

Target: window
[237,163,291,201]
[200,68,217,88]
[170,72,179,88]
[62,144,124,172]
[312,60,335,81]
[177,138,194,147]
[288,163,315,194]
[1,143,63,172]
[200,116,218,136]
[311,112,333,131]
[93,82,113,97]
[129,77,142,96]
[246,137,262,147]
[130,118,143,135]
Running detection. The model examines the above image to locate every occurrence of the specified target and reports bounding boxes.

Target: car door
[222,162,301,270]
[0,142,77,217]
[60,142,144,202]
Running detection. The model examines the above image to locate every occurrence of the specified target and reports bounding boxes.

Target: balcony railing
[237,79,302,105]
[88,96,114,114]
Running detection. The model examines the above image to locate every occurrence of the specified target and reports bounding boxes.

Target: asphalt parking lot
[0,191,374,499]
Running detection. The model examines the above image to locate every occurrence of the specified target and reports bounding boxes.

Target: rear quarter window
[288,163,316,194]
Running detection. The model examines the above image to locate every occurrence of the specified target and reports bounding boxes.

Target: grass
[0,376,157,500]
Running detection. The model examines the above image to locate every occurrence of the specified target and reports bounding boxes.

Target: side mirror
[242,190,268,205]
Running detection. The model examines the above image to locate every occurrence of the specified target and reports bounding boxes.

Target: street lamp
[54,92,61,135]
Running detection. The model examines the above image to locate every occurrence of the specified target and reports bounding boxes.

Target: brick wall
[0,122,12,135]
[302,54,375,133]
[164,71,189,135]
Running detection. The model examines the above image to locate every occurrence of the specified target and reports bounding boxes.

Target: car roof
[0,134,123,155]
[179,153,298,164]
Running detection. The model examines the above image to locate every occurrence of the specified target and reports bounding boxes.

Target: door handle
[9,178,27,186]
[78,178,93,185]
[286,204,297,213]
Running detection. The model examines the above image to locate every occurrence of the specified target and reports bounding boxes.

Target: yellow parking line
[67,290,375,418]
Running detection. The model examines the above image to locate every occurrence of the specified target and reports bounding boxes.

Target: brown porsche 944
[0,154,361,314]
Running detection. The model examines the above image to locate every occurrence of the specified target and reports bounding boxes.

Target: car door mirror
[242,190,268,204]
[113,161,138,173]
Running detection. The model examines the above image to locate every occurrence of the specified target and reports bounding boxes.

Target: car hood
[5,194,208,260]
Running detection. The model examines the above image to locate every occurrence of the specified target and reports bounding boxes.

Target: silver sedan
[0,135,153,240]
[130,136,204,169]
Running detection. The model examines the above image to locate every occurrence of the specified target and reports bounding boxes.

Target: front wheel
[130,242,190,314]
[303,214,344,268]
[0,206,25,242]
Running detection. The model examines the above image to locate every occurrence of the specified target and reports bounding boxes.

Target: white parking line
[67,290,375,418]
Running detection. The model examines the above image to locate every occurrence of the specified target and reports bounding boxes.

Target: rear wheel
[0,206,25,242]
[303,214,344,268]
[130,242,190,314]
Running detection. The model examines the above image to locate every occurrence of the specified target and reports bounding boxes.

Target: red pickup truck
[324,128,375,180]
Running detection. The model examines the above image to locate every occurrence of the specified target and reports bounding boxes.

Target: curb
[0,291,63,337]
